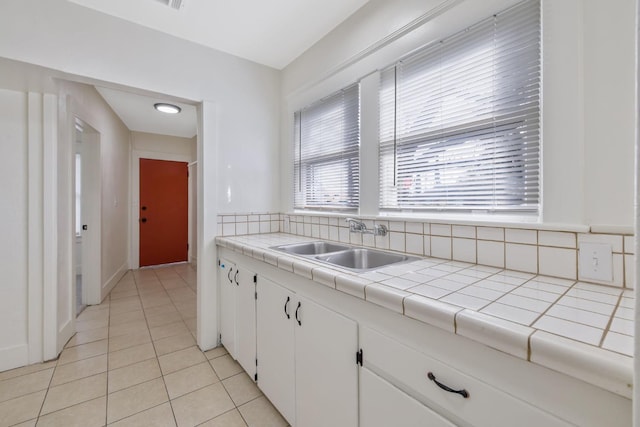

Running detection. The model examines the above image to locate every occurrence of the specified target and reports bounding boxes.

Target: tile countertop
[216,233,634,399]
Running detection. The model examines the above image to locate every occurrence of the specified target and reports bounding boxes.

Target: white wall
[582,0,636,229]
[131,131,195,158]
[280,0,637,230]
[0,89,29,370]
[0,83,60,369]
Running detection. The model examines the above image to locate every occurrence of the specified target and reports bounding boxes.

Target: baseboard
[56,317,75,356]
[0,344,29,372]
[101,261,129,301]
[190,256,197,268]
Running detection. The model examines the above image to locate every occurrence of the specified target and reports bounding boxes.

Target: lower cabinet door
[360,368,456,427]
[219,259,236,359]
[256,277,296,425]
[295,295,358,427]
[236,267,256,379]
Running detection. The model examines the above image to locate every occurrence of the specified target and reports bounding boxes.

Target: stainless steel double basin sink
[271,241,417,272]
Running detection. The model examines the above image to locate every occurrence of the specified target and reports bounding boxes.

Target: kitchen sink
[271,241,418,272]
[315,248,417,272]
[272,241,352,255]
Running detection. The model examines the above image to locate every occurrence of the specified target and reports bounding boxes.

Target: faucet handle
[374,224,388,236]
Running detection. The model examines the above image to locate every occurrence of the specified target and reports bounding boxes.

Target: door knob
[141,218,147,223]
[141,206,147,211]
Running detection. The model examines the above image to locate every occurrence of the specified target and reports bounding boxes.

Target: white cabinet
[218,258,257,379]
[360,368,455,427]
[256,277,358,427]
[217,246,631,427]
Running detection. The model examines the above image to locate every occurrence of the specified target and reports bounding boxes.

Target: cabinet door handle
[295,301,301,326]
[427,372,469,398]
[227,267,234,283]
[234,270,239,286]
[284,296,291,319]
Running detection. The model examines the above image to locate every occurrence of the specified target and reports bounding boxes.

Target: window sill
[287,210,591,233]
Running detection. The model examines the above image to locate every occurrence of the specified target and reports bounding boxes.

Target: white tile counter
[216,233,633,398]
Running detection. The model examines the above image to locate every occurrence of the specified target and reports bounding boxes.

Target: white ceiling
[76,0,369,139]
[96,86,197,138]
[68,0,370,70]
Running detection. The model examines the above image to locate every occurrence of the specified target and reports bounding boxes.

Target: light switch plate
[578,242,613,282]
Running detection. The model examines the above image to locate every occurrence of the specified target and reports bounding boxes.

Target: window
[379,0,540,212]
[293,84,360,210]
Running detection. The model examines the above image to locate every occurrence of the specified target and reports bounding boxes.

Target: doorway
[139,158,189,267]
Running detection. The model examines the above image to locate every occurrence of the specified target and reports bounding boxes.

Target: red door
[139,158,188,267]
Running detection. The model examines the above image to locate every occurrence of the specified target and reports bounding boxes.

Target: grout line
[195,407,243,427]
[0,359,58,383]
[526,282,575,327]
[598,294,624,348]
[36,372,107,419]
[541,312,608,333]
[37,395,107,423]
[106,400,171,426]
[105,278,115,426]
[107,364,162,395]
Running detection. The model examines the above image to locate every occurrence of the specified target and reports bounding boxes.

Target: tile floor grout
[0,263,288,427]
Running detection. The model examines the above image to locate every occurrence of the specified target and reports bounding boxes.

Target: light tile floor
[0,264,288,427]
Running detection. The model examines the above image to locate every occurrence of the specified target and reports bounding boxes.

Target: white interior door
[74,136,85,315]
[79,123,101,306]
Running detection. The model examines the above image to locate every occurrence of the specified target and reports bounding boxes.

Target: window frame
[378,0,541,214]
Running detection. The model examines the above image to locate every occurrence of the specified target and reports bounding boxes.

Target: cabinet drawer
[361,327,571,427]
[361,367,455,427]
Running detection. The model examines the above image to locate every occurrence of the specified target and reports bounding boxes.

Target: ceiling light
[154,103,181,114]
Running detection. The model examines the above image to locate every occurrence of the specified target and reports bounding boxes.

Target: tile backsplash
[217,212,635,289]
[217,213,283,237]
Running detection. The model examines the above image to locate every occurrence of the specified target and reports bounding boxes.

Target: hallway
[0,264,286,426]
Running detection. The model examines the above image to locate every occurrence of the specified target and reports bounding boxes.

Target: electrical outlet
[578,242,613,282]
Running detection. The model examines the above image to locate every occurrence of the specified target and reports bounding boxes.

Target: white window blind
[379,0,540,212]
[294,84,360,210]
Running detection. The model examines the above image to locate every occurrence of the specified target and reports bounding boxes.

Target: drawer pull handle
[227,267,234,283]
[234,270,239,285]
[295,301,302,326]
[284,296,291,319]
[427,372,469,399]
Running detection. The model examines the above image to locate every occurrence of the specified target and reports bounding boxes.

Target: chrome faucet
[346,218,366,232]
[345,218,388,236]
